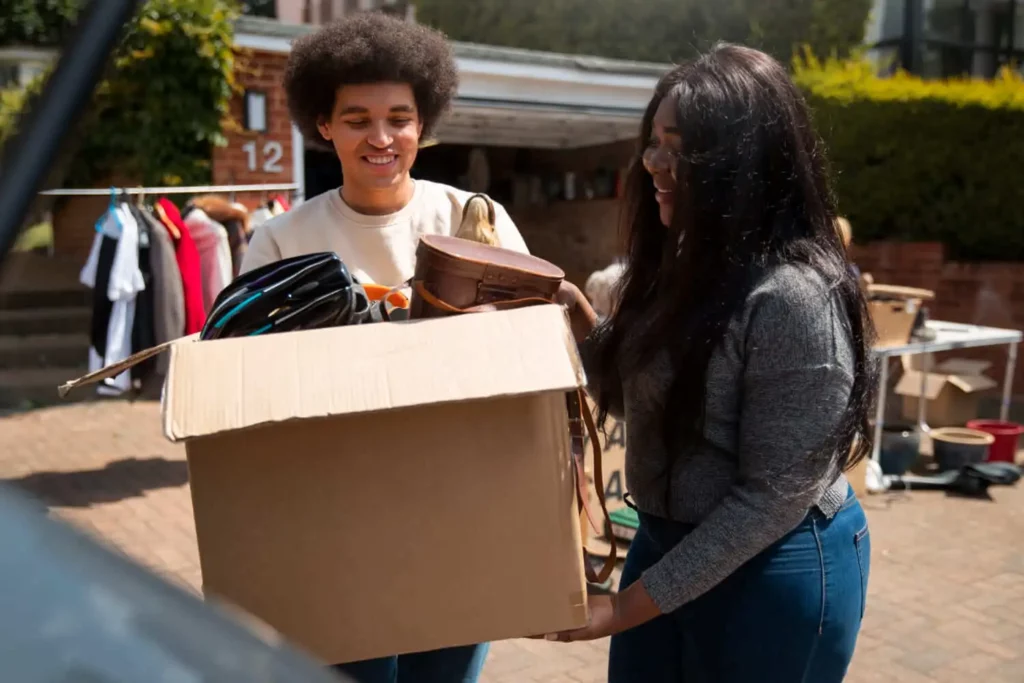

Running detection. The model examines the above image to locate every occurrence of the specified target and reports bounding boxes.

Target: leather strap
[415,279,617,584]
[568,389,617,585]
[412,279,555,314]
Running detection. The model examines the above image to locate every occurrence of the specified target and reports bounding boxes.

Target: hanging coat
[138,206,185,375]
[156,198,206,333]
[127,204,157,384]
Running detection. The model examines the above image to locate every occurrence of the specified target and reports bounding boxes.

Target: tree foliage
[1,0,239,187]
[0,79,39,146]
[69,0,239,186]
[414,0,872,64]
[0,0,80,46]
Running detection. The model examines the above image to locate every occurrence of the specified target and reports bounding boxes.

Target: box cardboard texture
[894,356,998,428]
[869,299,920,348]
[61,305,590,664]
[866,283,935,348]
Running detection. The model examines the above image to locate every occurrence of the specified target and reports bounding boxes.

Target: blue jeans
[609,490,870,683]
[330,644,489,683]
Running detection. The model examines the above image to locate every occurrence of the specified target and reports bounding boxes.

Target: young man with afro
[240,12,528,289]
[238,11,528,683]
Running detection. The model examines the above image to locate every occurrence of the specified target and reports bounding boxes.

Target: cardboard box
[869,299,920,348]
[867,283,934,348]
[61,305,589,664]
[894,357,997,428]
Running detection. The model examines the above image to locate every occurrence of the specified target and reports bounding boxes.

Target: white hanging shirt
[80,204,145,395]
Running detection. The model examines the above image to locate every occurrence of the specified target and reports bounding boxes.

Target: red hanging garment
[156,198,207,334]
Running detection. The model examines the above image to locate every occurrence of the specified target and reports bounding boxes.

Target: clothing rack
[39,183,300,201]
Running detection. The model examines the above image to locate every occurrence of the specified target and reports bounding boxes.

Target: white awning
[236,17,667,151]
[437,99,642,149]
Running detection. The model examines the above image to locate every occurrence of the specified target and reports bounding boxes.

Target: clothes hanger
[95,187,122,234]
[154,201,181,240]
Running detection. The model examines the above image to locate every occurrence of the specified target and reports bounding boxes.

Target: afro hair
[284,12,459,147]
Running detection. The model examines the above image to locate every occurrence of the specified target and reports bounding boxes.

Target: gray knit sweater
[581,264,855,614]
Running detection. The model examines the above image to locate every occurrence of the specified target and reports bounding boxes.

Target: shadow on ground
[1,457,188,508]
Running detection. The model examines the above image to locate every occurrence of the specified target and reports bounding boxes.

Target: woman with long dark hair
[551,44,878,682]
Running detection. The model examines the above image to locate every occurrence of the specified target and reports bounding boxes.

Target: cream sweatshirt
[240,180,529,285]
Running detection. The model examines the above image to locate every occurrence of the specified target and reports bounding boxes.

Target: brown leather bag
[409,234,564,318]
[409,233,617,585]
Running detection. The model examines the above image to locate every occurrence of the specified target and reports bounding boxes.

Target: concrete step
[0,307,91,336]
[0,333,89,370]
[0,289,91,310]
[0,366,89,410]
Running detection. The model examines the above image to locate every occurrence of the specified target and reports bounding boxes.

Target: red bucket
[966,420,1024,463]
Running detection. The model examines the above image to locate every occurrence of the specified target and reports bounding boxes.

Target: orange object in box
[361,283,409,309]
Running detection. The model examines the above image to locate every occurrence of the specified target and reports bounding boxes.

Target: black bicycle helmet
[200,252,375,341]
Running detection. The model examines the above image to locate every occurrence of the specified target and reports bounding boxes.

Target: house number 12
[242,141,284,174]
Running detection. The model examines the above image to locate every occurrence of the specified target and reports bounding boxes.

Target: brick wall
[851,241,1024,395]
[51,170,141,264]
[211,48,297,210]
[52,194,113,264]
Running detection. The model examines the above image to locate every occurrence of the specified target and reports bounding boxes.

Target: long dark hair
[594,43,877,474]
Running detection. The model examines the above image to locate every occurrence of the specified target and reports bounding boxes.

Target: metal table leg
[1001,342,1019,422]
[872,358,889,462]
[916,352,931,434]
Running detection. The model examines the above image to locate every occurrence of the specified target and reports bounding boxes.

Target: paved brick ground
[2,400,1023,682]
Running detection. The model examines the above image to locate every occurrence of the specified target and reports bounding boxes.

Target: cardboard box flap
[900,355,993,376]
[901,354,928,372]
[163,304,584,441]
[57,334,199,398]
[894,370,947,400]
[947,373,998,394]
[935,358,992,376]
[867,283,935,301]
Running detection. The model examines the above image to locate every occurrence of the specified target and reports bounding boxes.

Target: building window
[870,0,1023,79]
[242,0,277,19]
[0,49,58,89]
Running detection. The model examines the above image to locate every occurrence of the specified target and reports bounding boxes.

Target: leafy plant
[0,80,36,146]
[795,52,1024,260]
[65,0,240,187]
[0,0,80,46]
[414,0,872,64]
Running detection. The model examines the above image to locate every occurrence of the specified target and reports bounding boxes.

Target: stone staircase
[0,254,92,411]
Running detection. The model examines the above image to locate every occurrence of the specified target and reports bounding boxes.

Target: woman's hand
[543,581,661,642]
[557,280,599,344]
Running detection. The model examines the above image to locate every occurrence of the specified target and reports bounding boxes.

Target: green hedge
[794,54,1024,261]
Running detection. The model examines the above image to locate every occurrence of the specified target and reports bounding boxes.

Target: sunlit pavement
[2,400,1023,683]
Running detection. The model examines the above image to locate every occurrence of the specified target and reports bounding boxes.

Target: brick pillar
[212,49,298,210]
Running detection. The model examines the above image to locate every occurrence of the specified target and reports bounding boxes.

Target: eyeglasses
[641,143,684,174]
